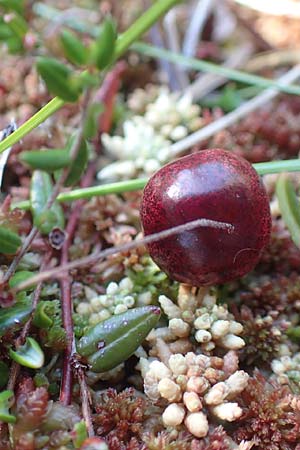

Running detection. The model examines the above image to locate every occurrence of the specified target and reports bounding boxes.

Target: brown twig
[59,65,125,430]
[14,218,234,291]
[7,252,52,391]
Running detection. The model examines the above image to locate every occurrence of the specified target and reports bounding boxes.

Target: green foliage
[33,300,67,350]
[276,174,300,248]
[60,29,88,66]
[0,304,32,338]
[77,306,161,372]
[0,390,16,423]
[20,148,71,171]
[36,57,81,102]
[90,16,117,70]
[9,337,44,369]
[63,135,89,186]
[30,170,65,234]
[0,225,21,254]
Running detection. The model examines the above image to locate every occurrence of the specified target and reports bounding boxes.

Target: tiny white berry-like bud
[106,282,119,295]
[211,402,243,421]
[229,321,243,335]
[114,304,128,315]
[158,378,182,402]
[194,313,212,330]
[169,318,190,338]
[162,403,185,427]
[210,320,230,338]
[183,392,202,412]
[204,382,228,405]
[187,376,209,394]
[119,277,134,291]
[184,412,209,438]
[148,361,172,379]
[169,354,188,375]
[219,334,245,350]
[195,329,212,343]
[226,371,249,395]
[76,303,92,315]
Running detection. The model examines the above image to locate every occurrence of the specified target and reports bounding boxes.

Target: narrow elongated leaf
[20,148,71,171]
[36,57,80,102]
[77,306,160,372]
[9,270,36,289]
[0,304,32,338]
[0,225,21,254]
[30,170,65,234]
[0,390,16,424]
[61,135,88,187]
[60,29,87,66]
[276,174,300,248]
[9,337,44,368]
[90,17,116,70]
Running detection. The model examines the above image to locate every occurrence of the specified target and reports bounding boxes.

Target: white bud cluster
[76,277,151,325]
[271,353,300,385]
[97,86,203,182]
[143,352,248,438]
[158,291,245,354]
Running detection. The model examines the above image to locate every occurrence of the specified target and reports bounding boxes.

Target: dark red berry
[140,149,271,286]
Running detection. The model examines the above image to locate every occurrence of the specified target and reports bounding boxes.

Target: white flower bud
[210,320,230,338]
[76,303,92,315]
[211,402,243,421]
[229,321,243,335]
[158,295,181,319]
[195,329,212,343]
[170,125,188,141]
[106,282,119,295]
[169,354,188,375]
[148,361,172,379]
[194,313,212,330]
[90,297,102,312]
[114,304,128,315]
[158,378,182,402]
[162,403,185,427]
[183,392,202,412]
[204,382,228,405]
[219,334,245,350]
[169,318,190,338]
[226,371,249,396]
[184,412,209,438]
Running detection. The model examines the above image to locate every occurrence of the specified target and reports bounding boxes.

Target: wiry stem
[14,218,234,291]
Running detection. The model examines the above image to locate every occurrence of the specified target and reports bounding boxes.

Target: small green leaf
[83,103,104,139]
[9,270,36,290]
[0,390,16,424]
[77,306,161,372]
[72,421,88,448]
[33,301,54,328]
[9,337,44,369]
[61,135,89,187]
[276,174,300,248]
[30,170,65,234]
[0,304,32,338]
[0,362,9,389]
[90,17,117,70]
[20,148,71,171]
[60,29,87,66]
[0,225,21,254]
[36,57,80,102]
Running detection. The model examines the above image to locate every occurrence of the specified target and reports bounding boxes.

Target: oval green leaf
[90,17,116,70]
[9,337,44,369]
[0,225,21,254]
[0,304,32,338]
[20,148,71,171]
[60,29,87,66]
[36,57,80,102]
[0,390,16,424]
[77,306,160,372]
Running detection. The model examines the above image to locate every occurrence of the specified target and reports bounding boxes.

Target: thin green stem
[114,0,181,59]
[0,0,180,155]
[11,158,300,211]
[132,42,300,96]
[12,178,148,210]
[0,97,64,154]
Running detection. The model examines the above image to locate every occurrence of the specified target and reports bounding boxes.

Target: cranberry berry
[140,149,271,286]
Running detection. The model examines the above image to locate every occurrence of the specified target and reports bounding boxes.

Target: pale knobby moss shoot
[140,351,249,438]
[152,286,245,354]
[97,86,203,181]
[271,353,300,387]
